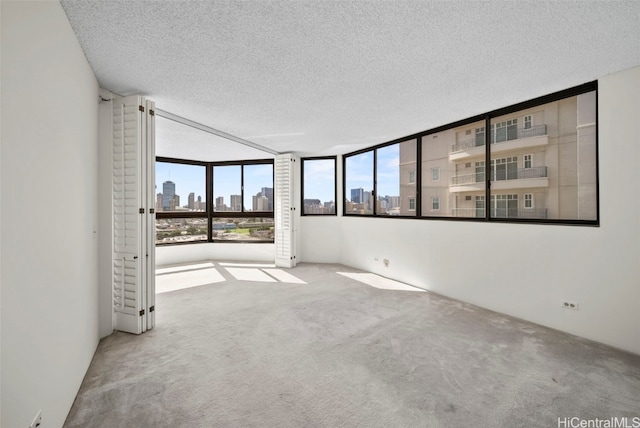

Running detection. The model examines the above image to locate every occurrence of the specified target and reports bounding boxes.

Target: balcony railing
[451,207,548,219]
[450,166,548,185]
[451,124,548,153]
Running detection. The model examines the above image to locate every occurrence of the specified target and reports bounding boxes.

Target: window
[342,81,597,225]
[213,165,241,212]
[491,194,518,218]
[301,157,336,215]
[156,158,274,245]
[432,197,440,211]
[211,217,274,242]
[490,89,596,221]
[524,193,534,209]
[343,139,417,216]
[408,197,416,211]
[243,163,274,212]
[156,162,206,213]
[344,151,373,215]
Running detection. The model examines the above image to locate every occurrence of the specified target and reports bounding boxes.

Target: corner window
[156,158,274,245]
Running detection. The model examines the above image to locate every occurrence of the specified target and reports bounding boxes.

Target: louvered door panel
[113,96,144,334]
[275,154,297,268]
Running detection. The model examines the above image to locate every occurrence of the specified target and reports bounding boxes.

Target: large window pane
[211,217,274,241]
[213,165,241,212]
[489,91,596,221]
[156,162,206,212]
[380,140,416,216]
[345,151,374,215]
[430,120,486,218]
[243,164,274,212]
[156,218,208,244]
[302,157,336,215]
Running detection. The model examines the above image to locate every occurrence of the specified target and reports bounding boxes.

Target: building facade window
[524,114,533,129]
[524,154,532,169]
[301,157,337,215]
[432,167,440,181]
[524,193,534,209]
[408,197,416,211]
[432,197,440,211]
[409,170,416,183]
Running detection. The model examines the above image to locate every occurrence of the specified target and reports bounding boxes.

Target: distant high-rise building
[261,187,274,211]
[230,194,241,212]
[253,195,268,211]
[169,194,180,211]
[156,193,163,212]
[215,196,224,211]
[188,192,195,209]
[195,195,204,211]
[351,188,364,203]
[162,181,175,211]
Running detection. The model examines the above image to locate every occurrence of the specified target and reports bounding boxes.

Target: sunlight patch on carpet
[337,272,425,292]
[262,269,307,284]
[156,267,225,293]
[225,267,277,282]
[156,262,215,275]
[219,262,276,268]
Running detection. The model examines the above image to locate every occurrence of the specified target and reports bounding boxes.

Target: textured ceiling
[60,0,640,160]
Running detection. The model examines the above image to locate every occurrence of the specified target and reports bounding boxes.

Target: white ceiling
[60,0,640,161]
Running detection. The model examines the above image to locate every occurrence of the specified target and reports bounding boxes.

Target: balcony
[450,124,548,160]
[451,207,548,219]
[449,166,549,192]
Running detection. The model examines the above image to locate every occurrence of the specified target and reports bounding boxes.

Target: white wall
[301,66,640,355]
[98,92,114,338]
[1,2,100,427]
[156,243,276,267]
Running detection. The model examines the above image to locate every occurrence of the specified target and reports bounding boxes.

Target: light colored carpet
[64,262,640,427]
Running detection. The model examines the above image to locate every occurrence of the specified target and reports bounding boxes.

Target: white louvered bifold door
[275,154,297,268]
[112,95,155,334]
[143,99,156,330]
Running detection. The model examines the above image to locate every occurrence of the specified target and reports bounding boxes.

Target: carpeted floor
[64,262,640,427]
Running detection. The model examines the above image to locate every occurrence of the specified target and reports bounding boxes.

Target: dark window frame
[300,156,338,216]
[156,156,275,245]
[342,81,599,226]
[343,138,420,219]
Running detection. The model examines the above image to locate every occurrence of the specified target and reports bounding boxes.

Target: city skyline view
[156,162,275,210]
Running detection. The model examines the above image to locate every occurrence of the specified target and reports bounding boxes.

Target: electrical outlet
[562,301,579,311]
[29,410,42,428]
[383,259,389,267]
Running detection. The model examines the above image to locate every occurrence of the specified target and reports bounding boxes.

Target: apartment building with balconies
[401,90,597,221]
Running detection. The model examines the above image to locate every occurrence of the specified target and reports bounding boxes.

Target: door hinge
[149,306,155,312]
[139,105,145,112]
[139,309,145,316]
[149,109,155,116]
[150,208,155,214]
[139,208,145,214]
